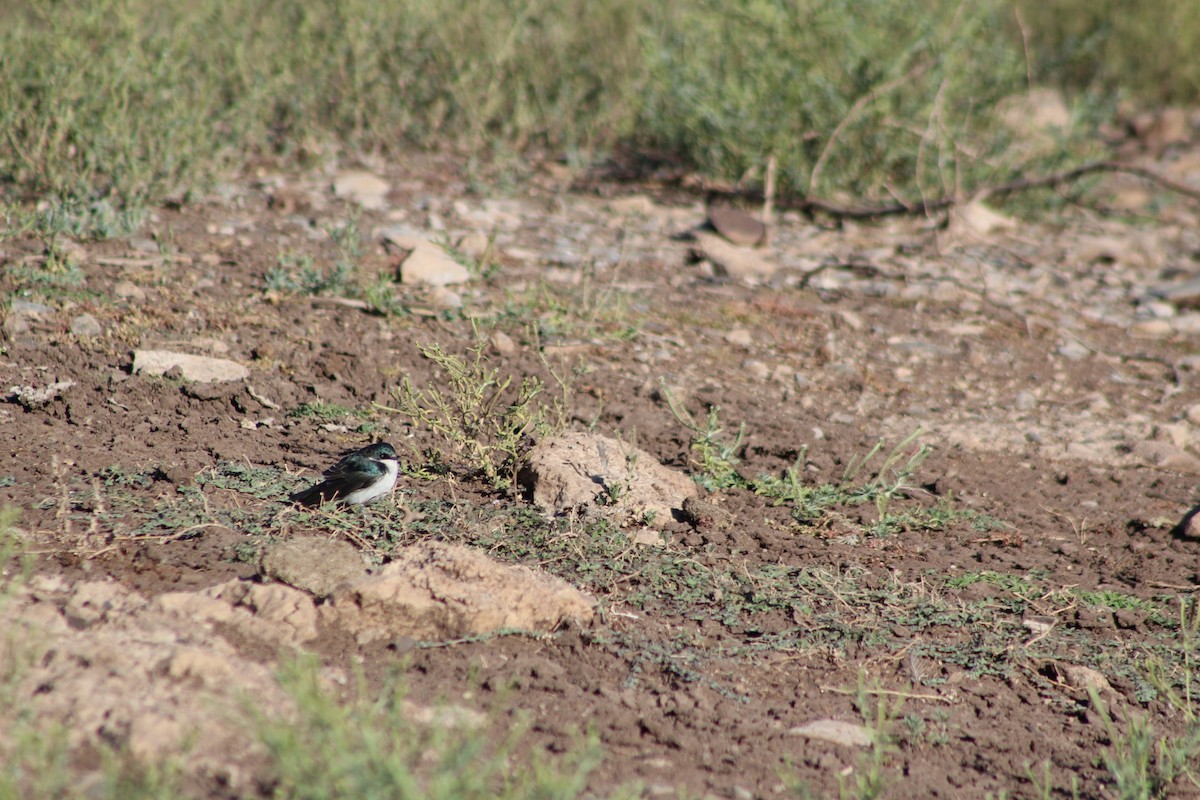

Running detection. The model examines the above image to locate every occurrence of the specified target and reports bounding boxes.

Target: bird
[290,442,399,507]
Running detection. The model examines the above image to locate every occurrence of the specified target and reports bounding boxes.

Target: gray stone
[707,202,766,246]
[261,536,368,598]
[428,286,463,309]
[8,381,74,409]
[70,313,103,337]
[1133,440,1200,474]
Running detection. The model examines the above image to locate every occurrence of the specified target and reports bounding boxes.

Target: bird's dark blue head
[358,442,398,462]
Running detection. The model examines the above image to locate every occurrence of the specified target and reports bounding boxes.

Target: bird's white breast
[343,458,399,505]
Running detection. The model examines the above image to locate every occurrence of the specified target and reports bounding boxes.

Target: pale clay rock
[691,231,776,283]
[133,350,249,383]
[0,578,289,790]
[381,224,472,288]
[154,579,319,645]
[323,541,593,644]
[519,432,698,526]
[788,719,873,748]
[333,169,389,209]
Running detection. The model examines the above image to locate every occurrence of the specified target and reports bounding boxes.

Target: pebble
[398,242,470,287]
[428,286,462,309]
[114,280,146,302]
[742,360,771,380]
[725,328,753,347]
[70,313,103,336]
[1056,339,1090,361]
[456,231,490,261]
[490,331,516,355]
[1015,391,1037,411]
[1130,319,1172,338]
[1186,405,1200,426]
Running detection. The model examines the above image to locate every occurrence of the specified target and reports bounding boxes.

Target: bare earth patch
[3,150,1200,797]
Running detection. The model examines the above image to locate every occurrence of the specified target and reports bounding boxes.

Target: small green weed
[1091,686,1200,800]
[265,253,352,296]
[287,401,365,421]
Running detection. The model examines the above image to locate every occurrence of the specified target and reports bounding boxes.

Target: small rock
[428,286,462,309]
[114,280,146,302]
[1014,391,1037,412]
[394,241,471,287]
[11,299,52,316]
[7,381,75,409]
[519,432,697,526]
[788,719,873,748]
[1056,339,1090,361]
[261,536,368,598]
[70,313,103,336]
[333,169,389,209]
[725,328,754,347]
[133,350,249,383]
[491,331,516,355]
[707,202,766,246]
[952,199,1017,236]
[1141,300,1177,319]
[609,195,655,216]
[1133,440,1200,474]
[456,231,490,261]
[743,360,771,380]
[691,231,776,283]
[1130,319,1172,339]
[1186,404,1200,426]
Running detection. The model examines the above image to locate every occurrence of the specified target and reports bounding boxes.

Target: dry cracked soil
[3,150,1200,799]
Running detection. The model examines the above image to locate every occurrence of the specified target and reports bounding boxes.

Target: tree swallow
[290,442,399,506]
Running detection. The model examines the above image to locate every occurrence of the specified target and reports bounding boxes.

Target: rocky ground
[3,144,1200,798]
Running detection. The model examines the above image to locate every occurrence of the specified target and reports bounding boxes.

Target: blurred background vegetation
[0,0,1197,208]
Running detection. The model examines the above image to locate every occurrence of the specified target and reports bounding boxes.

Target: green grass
[5,0,1193,211]
[257,656,611,800]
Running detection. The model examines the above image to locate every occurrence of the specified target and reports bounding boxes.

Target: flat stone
[707,202,765,246]
[133,350,249,383]
[398,241,471,286]
[691,232,776,283]
[1133,440,1200,474]
[788,719,873,748]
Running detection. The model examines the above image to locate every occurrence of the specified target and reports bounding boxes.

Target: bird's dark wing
[291,460,379,505]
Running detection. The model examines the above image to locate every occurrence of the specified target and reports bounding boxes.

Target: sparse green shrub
[379,326,571,491]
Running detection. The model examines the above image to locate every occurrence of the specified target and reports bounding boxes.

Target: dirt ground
[3,147,1200,799]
